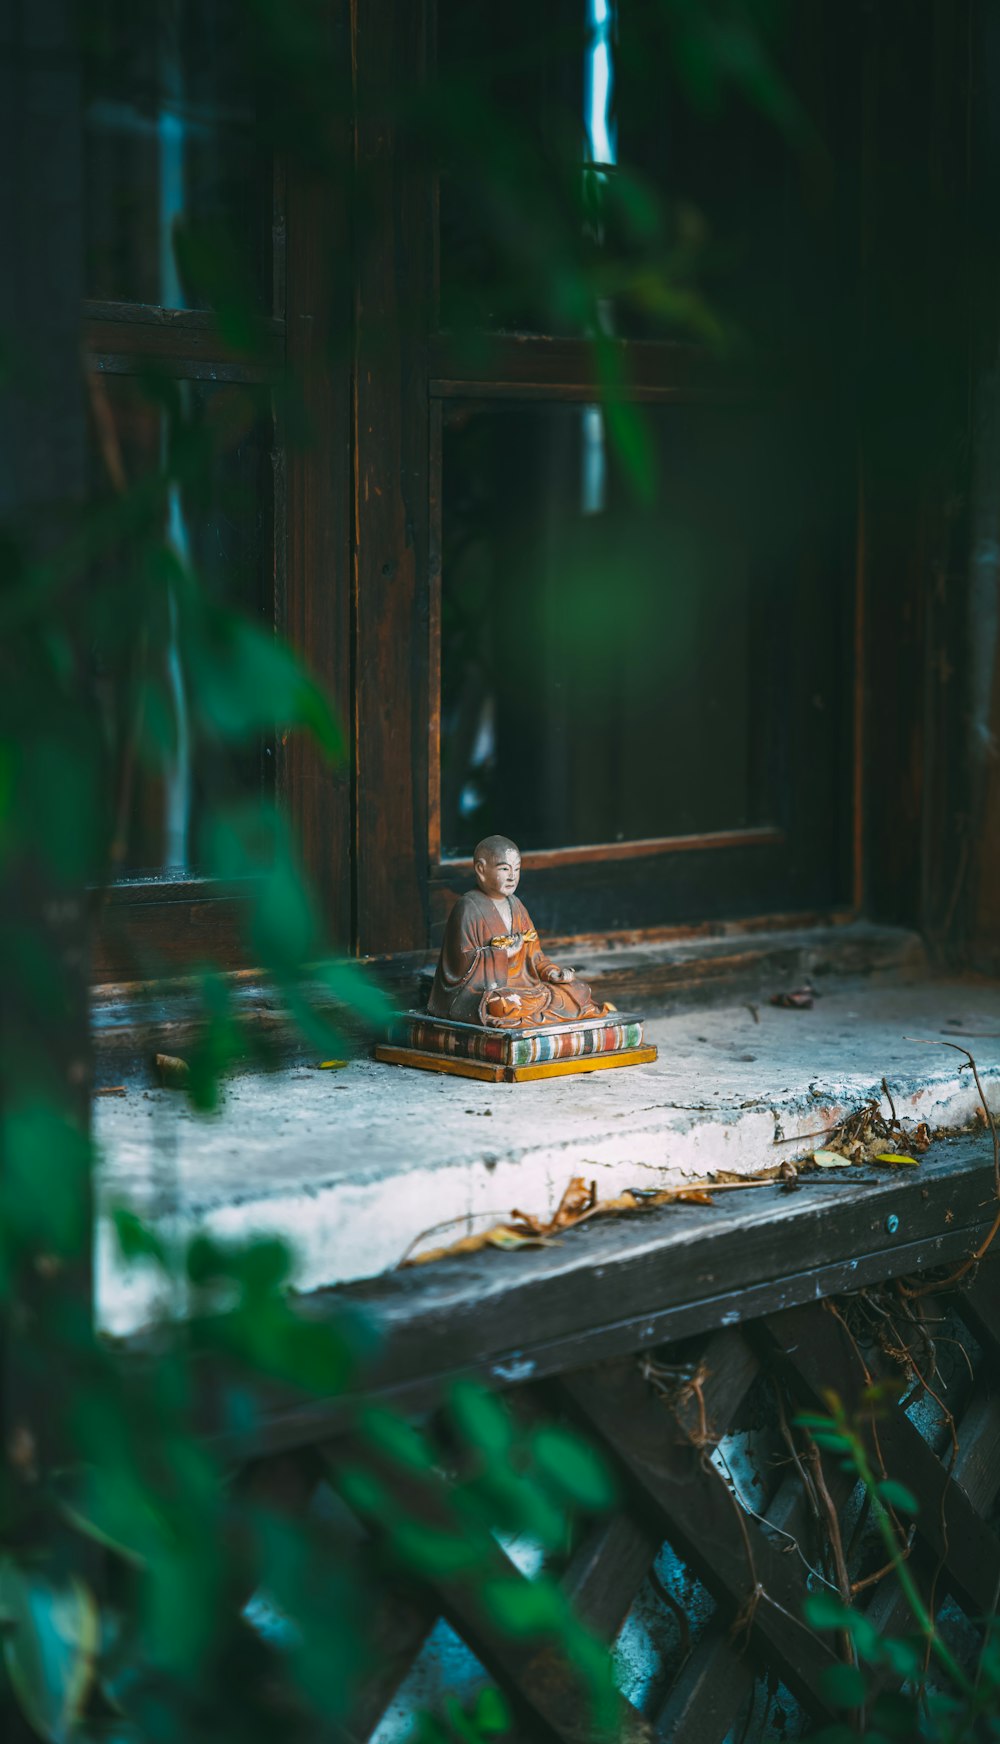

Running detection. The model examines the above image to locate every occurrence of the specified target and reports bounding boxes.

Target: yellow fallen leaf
[402,1223,556,1266]
[874,1152,919,1167]
[812,1149,853,1168]
[153,1053,189,1087]
[318,1060,349,1070]
[486,1227,557,1251]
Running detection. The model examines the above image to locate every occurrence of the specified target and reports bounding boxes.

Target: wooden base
[373,1044,658,1083]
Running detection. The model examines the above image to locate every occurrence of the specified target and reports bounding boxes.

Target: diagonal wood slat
[561,1512,659,1643]
[653,1427,858,1744]
[652,1625,754,1744]
[232,1163,1000,1744]
[759,1303,1000,1618]
[957,1255,1000,1364]
[324,1438,646,1744]
[561,1353,840,1719]
[570,1332,763,1735]
[862,1375,1000,1689]
[347,1587,435,1741]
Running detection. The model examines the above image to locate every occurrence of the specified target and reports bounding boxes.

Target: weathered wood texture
[213,1135,992,1453]
[1,18,93,1731]
[119,1137,995,1740]
[353,0,433,956]
[282,2,354,950]
[207,1185,1000,1743]
[860,0,975,938]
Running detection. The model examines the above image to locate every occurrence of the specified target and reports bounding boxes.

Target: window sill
[96,966,1000,1341]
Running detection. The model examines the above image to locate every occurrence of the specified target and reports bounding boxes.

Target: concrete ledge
[90,920,924,1076]
[96,975,1000,1337]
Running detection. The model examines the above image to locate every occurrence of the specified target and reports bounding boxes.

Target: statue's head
[473,834,521,899]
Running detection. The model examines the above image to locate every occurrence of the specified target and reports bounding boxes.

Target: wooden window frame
[93,0,972,983]
[352,0,863,964]
[92,36,354,982]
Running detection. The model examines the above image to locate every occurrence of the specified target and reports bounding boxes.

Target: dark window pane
[83,0,269,310]
[439,399,845,859]
[89,374,273,877]
[436,2,845,346]
[436,0,589,335]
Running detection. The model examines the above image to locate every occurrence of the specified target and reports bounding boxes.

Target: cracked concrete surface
[95,977,1000,1335]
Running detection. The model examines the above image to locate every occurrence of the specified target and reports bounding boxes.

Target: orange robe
[427,891,612,1029]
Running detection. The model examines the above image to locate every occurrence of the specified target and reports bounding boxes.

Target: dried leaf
[812,1149,853,1168]
[551,1176,597,1227]
[404,1224,557,1266]
[401,1169,729,1266]
[769,987,815,1009]
[486,1226,556,1251]
[152,1053,189,1088]
[94,1086,126,1098]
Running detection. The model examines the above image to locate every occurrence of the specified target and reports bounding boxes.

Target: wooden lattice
[198,1136,1000,1741]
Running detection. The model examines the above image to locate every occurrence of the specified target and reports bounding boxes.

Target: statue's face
[475,849,521,899]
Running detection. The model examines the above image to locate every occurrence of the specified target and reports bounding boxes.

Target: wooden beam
[759,1302,1000,1620]
[324,1438,644,1744]
[177,1138,998,1460]
[561,1356,840,1719]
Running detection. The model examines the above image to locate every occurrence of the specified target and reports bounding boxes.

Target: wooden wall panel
[353,0,433,955]
[284,44,355,950]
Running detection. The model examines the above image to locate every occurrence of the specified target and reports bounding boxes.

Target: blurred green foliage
[800,1390,1000,1744]
[0,0,851,1738]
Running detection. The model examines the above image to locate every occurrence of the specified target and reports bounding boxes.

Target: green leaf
[804,1591,854,1631]
[809,1431,852,1455]
[111,1207,170,1272]
[186,970,243,1112]
[820,1660,868,1709]
[879,1635,922,1679]
[473,1686,510,1735]
[171,221,260,355]
[0,1558,99,1744]
[443,1693,481,1744]
[531,1425,614,1512]
[185,1233,229,1284]
[204,804,321,973]
[392,1522,480,1578]
[2,1104,91,1256]
[877,1479,919,1516]
[449,1383,514,1459]
[190,608,344,760]
[361,1407,435,1472]
[470,1468,567,1553]
[481,1577,565,1637]
[869,1691,922,1738]
[313,957,396,1031]
[17,734,103,885]
[336,1466,392,1523]
[55,1483,147,1568]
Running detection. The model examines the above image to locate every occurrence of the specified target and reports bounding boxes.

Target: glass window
[83,0,270,310]
[439,397,841,858]
[436,0,803,345]
[89,374,273,875]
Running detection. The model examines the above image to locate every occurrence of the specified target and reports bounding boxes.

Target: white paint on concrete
[94,979,1000,1335]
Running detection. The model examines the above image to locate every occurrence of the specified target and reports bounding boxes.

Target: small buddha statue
[427,834,615,1029]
